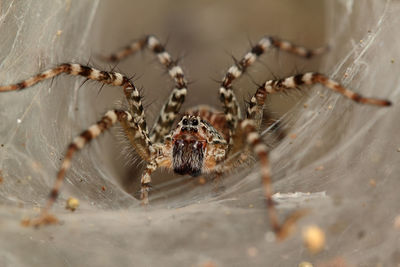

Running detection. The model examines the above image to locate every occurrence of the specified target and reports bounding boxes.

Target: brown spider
[0,35,391,240]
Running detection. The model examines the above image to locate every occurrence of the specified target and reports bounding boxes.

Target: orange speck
[247,247,258,257]
[394,215,400,230]
[303,225,325,253]
[66,197,79,211]
[201,261,216,267]
[315,166,324,171]
[198,177,206,185]
[369,179,376,187]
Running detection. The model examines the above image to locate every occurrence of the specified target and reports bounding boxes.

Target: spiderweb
[0,0,399,266]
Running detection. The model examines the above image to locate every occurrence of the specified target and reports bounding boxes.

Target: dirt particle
[394,215,400,230]
[247,246,258,257]
[66,197,79,211]
[369,179,376,187]
[317,258,348,267]
[201,261,216,267]
[21,214,59,227]
[357,230,366,239]
[303,225,325,254]
[298,262,313,267]
[198,177,206,185]
[315,165,324,171]
[20,218,31,227]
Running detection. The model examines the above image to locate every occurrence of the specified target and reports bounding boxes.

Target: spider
[0,35,391,240]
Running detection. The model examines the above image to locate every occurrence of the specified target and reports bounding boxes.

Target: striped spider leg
[212,36,326,197]
[243,72,391,240]
[219,36,327,145]
[215,36,327,239]
[103,35,188,144]
[216,37,391,240]
[246,72,392,121]
[103,35,189,202]
[0,64,153,226]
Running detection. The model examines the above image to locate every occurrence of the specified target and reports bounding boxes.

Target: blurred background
[0,0,399,266]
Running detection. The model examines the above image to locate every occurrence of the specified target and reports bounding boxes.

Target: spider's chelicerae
[0,35,391,240]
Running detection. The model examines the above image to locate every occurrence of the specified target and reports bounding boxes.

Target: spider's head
[170,115,228,177]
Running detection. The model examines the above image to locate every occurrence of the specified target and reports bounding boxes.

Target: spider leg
[260,110,286,144]
[120,118,153,161]
[139,161,157,205]
[246,73,392,122]
[103,35,189,143]
[145,36,188,144]
[0,63,153,160]
[103,37,147,62]
[240,119,306,241]
[219,36,325,143]
[0,63,132,92]
[229,73,391,239]
[215,149,250,177]
[25,109,151,227]
[215,118,284,176]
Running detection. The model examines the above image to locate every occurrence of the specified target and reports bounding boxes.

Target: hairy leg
[247,72,392,123]
[26,109,151,227]
[240,119,305,240]
[0,63,152,160]
[239,72,391,239]
[139,161,157,205]
[103,35,189,143]
[219,36,325,143]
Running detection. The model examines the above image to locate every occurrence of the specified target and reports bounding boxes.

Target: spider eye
[182,118,188,125]
[192,119,198,126]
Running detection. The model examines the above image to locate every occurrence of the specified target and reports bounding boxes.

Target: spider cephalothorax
[0,34,391,240]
